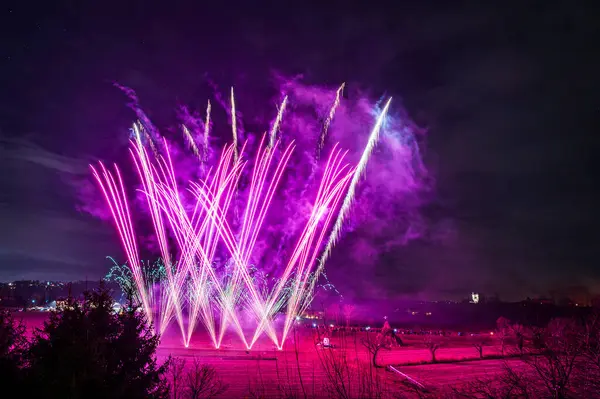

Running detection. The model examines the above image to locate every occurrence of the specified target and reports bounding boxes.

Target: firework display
[92,85,392,349]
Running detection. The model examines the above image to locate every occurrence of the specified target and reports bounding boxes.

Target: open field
[15,311,532,398]
[393,359,528,387]
[156,340,516,397]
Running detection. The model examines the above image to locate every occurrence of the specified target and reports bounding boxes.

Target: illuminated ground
[18,312,521,398]
[156,320,514,397]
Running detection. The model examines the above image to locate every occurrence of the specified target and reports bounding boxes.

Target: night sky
[0,1,598,301]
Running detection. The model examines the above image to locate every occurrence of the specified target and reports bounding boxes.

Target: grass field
[15,311,528,398]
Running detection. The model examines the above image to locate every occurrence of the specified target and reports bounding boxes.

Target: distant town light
[312,323,317,328]
[329,324,334,328]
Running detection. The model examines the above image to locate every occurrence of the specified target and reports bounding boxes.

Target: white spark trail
[310,97,392,293]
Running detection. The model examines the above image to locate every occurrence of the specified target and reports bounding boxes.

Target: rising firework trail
[90,162,153,325]
[182,125,200,159]
[269,96,288,148]
[306,97,393,307]
[91,84,402,349]
[203,100,211,162]
[230,87,239,162]
[316,83,345,158]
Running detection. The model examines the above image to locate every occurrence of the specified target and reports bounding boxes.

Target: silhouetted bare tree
[524,318,580,398]
[472,337,490,359]
[452,363,536,399]
[496,316,511,356]
[424,335,441,363]
[361,331,389,368]
[342,304,355,328]
[511,323,525,355]
[183,358,228,399]
[168,357,186,399]
[579,311,600,395]
[316,347,390,399]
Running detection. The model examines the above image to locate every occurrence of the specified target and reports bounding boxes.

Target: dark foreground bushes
[0,285,169,399]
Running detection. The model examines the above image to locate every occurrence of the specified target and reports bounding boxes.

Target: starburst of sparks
[92,85,393,349]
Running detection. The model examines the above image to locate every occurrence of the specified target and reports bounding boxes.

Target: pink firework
[92,88,393,348]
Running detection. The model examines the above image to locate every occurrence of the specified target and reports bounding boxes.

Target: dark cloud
[0,136,119,280]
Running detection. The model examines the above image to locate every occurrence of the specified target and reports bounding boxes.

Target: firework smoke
[312,98,392,285]
[86,80,425,348]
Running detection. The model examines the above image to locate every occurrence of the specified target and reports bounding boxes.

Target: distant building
[300,310,323,320]
[55,297,77,311]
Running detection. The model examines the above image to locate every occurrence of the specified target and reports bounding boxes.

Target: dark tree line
[421,312,600,399]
